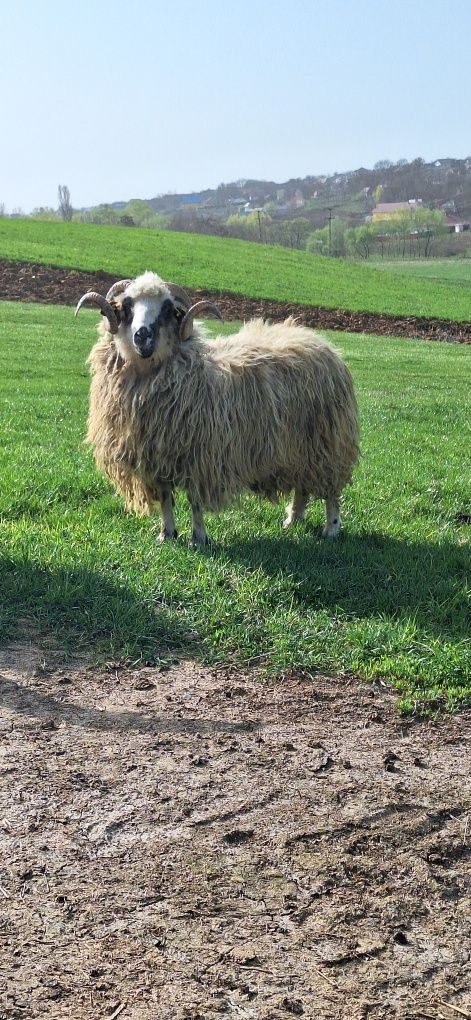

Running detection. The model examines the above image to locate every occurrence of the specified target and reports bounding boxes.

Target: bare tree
[0,202,5,217]
[58,184,73,221]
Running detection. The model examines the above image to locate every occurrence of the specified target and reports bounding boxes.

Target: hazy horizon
[3,0,470,213]
[47,152,471,214]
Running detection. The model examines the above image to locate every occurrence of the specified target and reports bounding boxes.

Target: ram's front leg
[188,496,208,547]
[158,486,178,542]
[323,495,341,538]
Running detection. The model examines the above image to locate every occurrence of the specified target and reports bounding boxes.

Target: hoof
[283,514,304,529]
[322,523,340,538]
[190,531,209,548]
[158,528,178,543]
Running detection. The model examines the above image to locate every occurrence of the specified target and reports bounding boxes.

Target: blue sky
[2,0,469,211]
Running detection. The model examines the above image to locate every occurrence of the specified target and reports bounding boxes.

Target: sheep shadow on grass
[211,528,470,645]
[0,557,187,661]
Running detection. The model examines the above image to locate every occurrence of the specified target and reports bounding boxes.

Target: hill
[1,218,471,322]
[144,156,471,224]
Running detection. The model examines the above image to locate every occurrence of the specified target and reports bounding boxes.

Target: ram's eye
[121,297,133,325]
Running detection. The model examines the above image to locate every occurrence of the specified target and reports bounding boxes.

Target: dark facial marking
[121,296,134,326]
[158,298,177,326]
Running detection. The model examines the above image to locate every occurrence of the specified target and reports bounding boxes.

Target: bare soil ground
[1,644,470,1020]
[2,258,471,344]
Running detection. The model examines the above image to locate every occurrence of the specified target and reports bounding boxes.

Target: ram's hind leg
[323,496,341,538]
[189,498,208,547]
[158,486,178,542]
[284,488,309,528]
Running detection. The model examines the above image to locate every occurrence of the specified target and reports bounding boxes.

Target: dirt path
[2,258,471,344]
[1,644,470,1019]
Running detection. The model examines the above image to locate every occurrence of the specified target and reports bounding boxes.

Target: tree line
[305,208,449,260]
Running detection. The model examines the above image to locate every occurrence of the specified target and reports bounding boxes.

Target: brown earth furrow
[2,257,471,343]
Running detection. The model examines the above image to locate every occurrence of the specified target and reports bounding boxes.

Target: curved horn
[105,279,132,301]
[165,282,192,309]
[74,292,120,334]
[179,301,224,341]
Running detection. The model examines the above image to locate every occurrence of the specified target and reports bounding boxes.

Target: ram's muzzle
[133,324,156,359]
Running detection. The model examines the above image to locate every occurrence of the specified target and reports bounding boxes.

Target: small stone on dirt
[281,998,304,1016]
[223,828,254,845]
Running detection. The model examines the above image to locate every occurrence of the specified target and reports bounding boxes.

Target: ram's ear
[173,303,185,322]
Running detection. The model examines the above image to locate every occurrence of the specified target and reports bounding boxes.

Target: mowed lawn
[2,218,471,321]
[1,300,470,711]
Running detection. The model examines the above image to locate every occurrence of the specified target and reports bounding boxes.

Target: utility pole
[327,207,333,255]
[257,209,262,243]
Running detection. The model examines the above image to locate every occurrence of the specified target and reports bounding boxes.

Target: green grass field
[3,218,471,321]
[1,300,469,711]
[375,258,471,287]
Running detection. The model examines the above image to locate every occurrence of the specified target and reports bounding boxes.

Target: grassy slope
[2,218,471,321]
[1,301,469,710]
[374,258,471,286]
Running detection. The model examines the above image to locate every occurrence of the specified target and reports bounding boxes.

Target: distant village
[142,187,470,235]
[134,157,471,233]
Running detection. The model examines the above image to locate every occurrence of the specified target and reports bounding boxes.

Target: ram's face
[115,291,182,364]
[75,272,222,366]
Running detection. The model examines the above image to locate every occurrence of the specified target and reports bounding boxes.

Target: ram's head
[75,271,223,364]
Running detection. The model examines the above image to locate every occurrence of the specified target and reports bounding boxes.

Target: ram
[76,272,360,545]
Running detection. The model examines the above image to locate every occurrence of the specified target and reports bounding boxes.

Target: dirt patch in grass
[2,257,471,344]
[1,644,470,1019]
